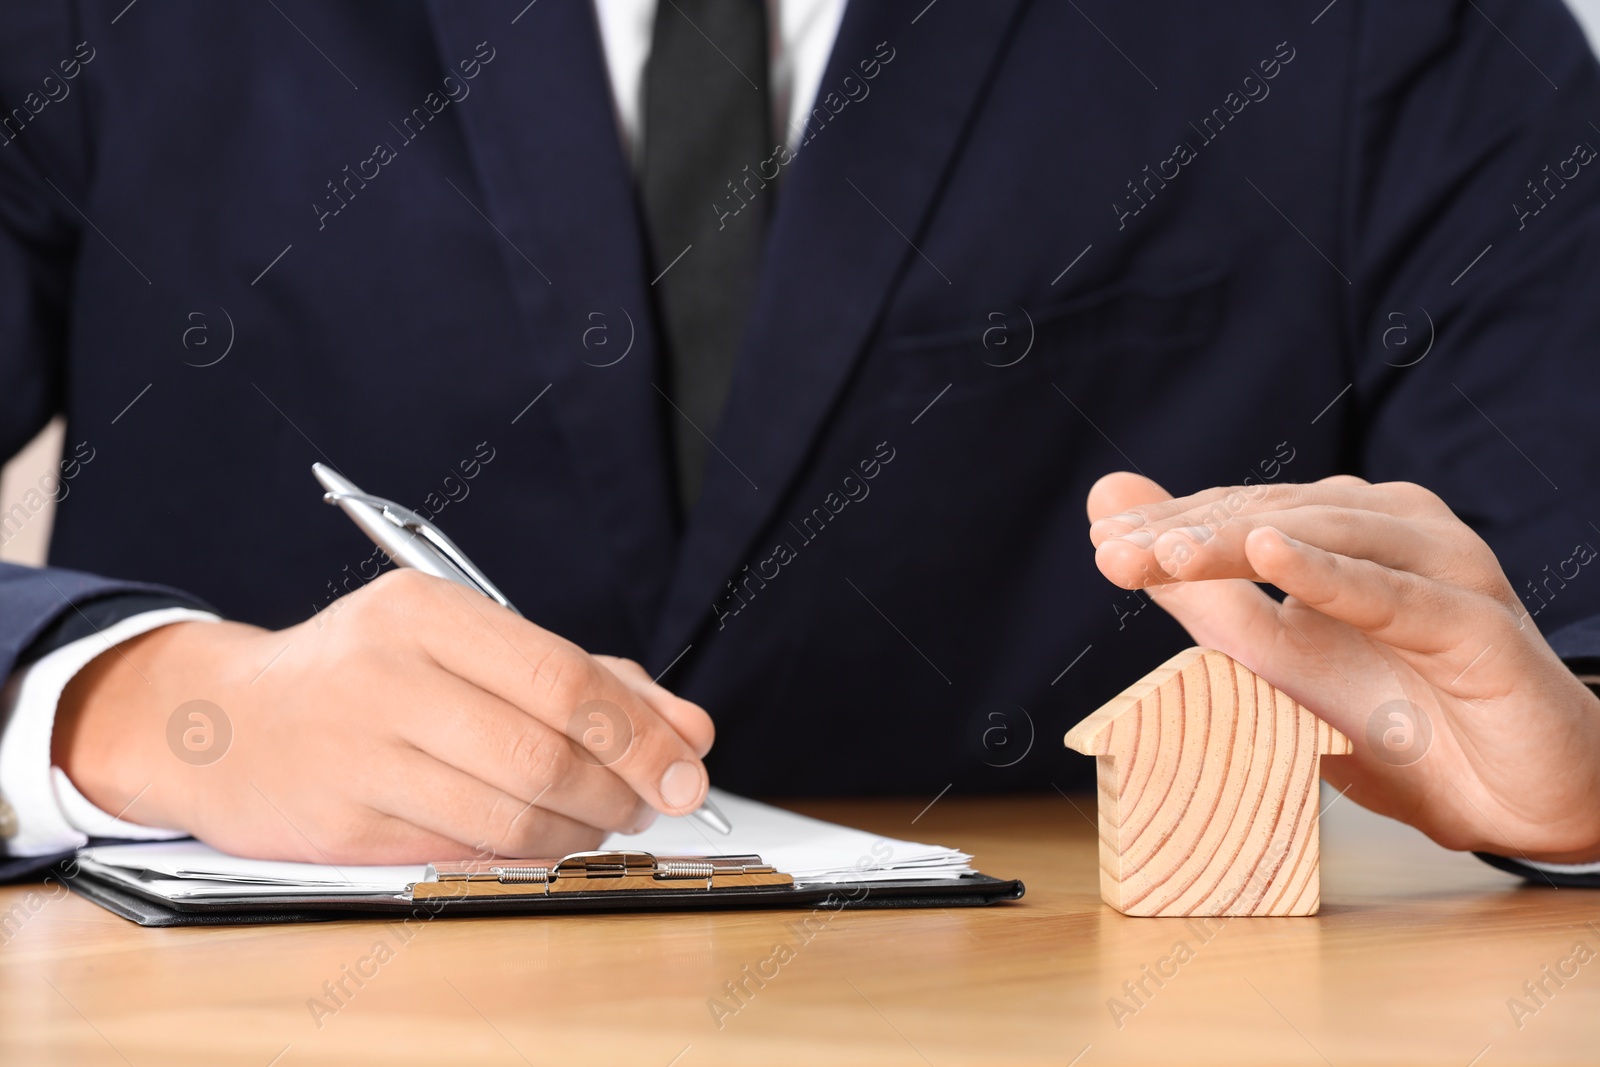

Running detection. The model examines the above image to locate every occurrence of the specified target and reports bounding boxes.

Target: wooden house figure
[1064,647,1351,917]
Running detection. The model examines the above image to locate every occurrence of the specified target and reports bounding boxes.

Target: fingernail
[1108,512,1146,528]
[630,808,659,834]
[1176,525,1213,544]
[659,760,703,810]
[1115,529,1155,548]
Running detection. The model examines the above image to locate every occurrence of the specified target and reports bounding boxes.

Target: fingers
[1243,526,1478,653]
[1085,474,1289,661]
[326,816,474,866]
[520,648,709,818]
[367,747,606,860]
[1085,473,1286,657]
[380,573,711,819]
[1086,471,1174,522]
[1086,476,1501,607]
[1082,474,1511,657]
[220,808,474,867]
[1089,478,1443,552]
[391,671,656,834]
[1097,505,1444,589]
[594,655,715,759]
[327,814,490,866]
[229,749,607,865]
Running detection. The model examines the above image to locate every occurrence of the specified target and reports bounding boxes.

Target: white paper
[612,789,973,884]
[81,839,426,888]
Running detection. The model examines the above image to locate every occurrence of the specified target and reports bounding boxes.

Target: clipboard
[65,848,1025,927]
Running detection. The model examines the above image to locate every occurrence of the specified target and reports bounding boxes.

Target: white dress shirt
[0,0,848,859]
[0,609,213,855]
[593,0,848,163]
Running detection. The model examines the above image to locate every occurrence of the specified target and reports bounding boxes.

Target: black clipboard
[65,849,1025,928]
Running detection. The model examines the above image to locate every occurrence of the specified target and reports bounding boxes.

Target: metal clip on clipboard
[411,851,794,900]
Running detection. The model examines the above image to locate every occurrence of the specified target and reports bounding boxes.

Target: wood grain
[1065,647,1351,917]
[1,795,1594,1066]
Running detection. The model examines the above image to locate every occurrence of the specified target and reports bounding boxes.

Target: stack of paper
[75,790,973,902]
[73,844,424,901]
[613,789,973,885]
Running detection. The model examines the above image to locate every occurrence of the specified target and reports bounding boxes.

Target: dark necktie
[640,0,772,513]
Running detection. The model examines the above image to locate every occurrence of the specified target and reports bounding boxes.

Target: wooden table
[2,791,1597,1066]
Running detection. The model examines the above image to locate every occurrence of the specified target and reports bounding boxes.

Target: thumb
[1141,577,1281,666]
[1084,471,1280,661]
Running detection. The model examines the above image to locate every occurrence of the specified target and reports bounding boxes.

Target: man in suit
[4,0,1600,886]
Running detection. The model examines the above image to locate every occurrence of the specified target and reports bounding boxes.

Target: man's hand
[51,569,715,864]
[1087,472,1600,864]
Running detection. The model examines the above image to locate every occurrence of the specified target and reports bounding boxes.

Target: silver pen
[311,463,732,836]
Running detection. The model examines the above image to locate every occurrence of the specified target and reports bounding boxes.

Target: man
[3,0,1600,885]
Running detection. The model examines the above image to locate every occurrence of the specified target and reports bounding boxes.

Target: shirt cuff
[0,607,218,856]
[1514,855,1600,875]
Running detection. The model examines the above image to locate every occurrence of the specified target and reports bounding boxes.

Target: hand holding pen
[313,464,732,838]
[45,472,725,868]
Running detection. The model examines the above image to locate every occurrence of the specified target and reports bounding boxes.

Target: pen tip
[696,796,733,835]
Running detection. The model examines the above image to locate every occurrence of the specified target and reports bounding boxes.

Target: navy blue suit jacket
[5,1,1600,880]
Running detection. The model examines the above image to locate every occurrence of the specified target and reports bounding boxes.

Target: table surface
[2,791,1597,1066]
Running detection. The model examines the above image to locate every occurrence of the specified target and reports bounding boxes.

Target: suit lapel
[424,0,678,649]
[650,0,1031,664]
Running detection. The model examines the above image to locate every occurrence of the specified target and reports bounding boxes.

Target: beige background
[0,418,63,568]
